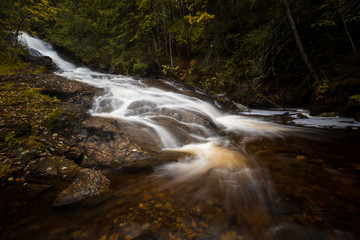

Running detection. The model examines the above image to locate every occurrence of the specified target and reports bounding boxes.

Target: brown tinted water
[1,126,359,240]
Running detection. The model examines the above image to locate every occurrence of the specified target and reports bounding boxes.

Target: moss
[0,46,33,75]
[22,88,59,103]
[0,76,64,157]
[4,132,19,150]
[0,161,16,179]
[33,66,48,74]
[41,108,64,131]
[20,135,46,152]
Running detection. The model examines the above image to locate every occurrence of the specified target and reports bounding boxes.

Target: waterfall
[16,32,360,240]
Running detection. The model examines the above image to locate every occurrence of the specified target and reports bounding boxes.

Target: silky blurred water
[4,32,358,240]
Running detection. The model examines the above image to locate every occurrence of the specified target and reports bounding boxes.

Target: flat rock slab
[53,168,110,206]
[29,156,81,178]
[80,117,155,169]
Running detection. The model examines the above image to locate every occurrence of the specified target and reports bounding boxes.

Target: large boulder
[53,168,110,206]
[154,107,217,128]
[29,52,58,72]
[80,117,155,169]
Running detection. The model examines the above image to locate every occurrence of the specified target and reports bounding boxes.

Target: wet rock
[19,149,40,162]
[80,118,154,169]
[141,78,244,113]
[29,55,58,72]
[128,100,157,115]
[65,147,85,164]
[309,105,332,116]
[149,116,202,145]
[155,107,217,128]
[34,74,98,104]
[29,156,80,177]
[297,113,309,119]
[96,97,123,113]
[233,101,249,112]
[53,168,110,206]
[317,112,337,117]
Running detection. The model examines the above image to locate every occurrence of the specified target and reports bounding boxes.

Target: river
[2,33,359,240]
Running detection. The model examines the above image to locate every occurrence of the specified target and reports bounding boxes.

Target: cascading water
[17,32,359,240]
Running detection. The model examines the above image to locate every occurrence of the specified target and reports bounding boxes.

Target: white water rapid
[19,30,284,210]
[18,32,358,240]
[19,33,290,148]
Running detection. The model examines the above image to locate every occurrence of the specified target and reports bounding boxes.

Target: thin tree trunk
[338,10,357,53]
[283,0,319,83]
[162,0,169,55]
[151,30,159,65]
[180,0,191,59]
[12,14,29,64]
[235,13,245,35]
[169,31,173,68]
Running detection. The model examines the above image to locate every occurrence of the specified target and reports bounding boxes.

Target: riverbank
[0,72,174,201]
[0,73,91,187]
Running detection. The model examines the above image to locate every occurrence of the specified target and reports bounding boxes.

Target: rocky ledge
[0,65,253,206]
[0,73,165,206]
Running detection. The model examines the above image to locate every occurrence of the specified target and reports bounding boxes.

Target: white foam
[19,32,291,149]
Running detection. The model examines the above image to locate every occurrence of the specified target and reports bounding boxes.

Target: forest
[1,0,359,116]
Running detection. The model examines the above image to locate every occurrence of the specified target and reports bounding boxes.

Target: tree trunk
[169,31,173,69]
[12,14,28,64]
[151,30,159,66]
[338,10,357,53]
[180,0,191,59]
[283,0,319,84]
[162,1,169,55]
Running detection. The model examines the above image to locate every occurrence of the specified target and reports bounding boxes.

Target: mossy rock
[53,168,110,206]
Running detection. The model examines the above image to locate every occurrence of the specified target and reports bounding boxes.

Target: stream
[1,33,359,240]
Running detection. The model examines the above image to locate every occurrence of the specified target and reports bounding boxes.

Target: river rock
[29,55,58,72]
[53,168,110,206]
[297,113,309,119]
[317,112,337,117]
[80,117,154,169]
[233,101,249,112]
[29,156,81,177]
[154,107,217,128]
[32,74,98,104]
[128,100,157,115]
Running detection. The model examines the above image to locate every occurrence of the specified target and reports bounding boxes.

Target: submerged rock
[53,168,110,206]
